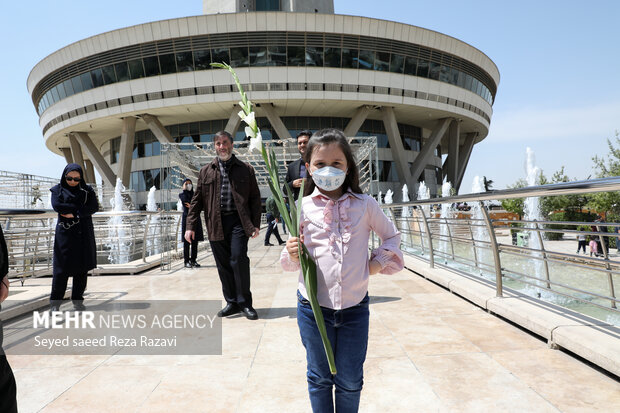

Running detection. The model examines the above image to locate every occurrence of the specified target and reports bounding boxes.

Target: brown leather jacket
[186,155,261,241]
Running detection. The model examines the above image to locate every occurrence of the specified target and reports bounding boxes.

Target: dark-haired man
[185,131,262,320]
[284,130,312,200]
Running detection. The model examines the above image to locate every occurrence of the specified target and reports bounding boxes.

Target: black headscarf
[51,163,87,208]
[60,163,86,191]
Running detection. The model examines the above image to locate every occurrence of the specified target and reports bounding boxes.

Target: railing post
[533,220,551,289]
[444,217,456,261]
[597,225,617,309]
[468,218,479,269]
[418,206,434,268]
[478,201,503,297]
[142,214,150,262]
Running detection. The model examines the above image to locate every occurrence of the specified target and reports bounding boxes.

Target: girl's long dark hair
[303,128,362,197]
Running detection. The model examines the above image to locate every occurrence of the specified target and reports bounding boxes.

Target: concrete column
[344,105,371,137]
[84,160,96,184]
[60,147,73,164]
[71,132,117,187]
[409,118,452,183]
[381,106,415,192]
[224,105,242,138]
[261,103,293,140]
[141,114,174,143]
[454,132,477,193]
[68,135,86,172]
[445,120,460,186]
[118,117,137,188]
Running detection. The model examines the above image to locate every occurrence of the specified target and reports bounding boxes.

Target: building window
[256,0,280,11]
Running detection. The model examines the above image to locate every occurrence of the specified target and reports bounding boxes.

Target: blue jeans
[297,290,369,413]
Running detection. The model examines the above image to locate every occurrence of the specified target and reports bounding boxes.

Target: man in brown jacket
[185,131,261,320]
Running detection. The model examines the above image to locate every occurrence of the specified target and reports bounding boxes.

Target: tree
[588,131,620,218]
[501,178,527,219]
[540,166,589,218]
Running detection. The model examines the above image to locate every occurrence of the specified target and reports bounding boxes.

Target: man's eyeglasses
[65,177,81,182]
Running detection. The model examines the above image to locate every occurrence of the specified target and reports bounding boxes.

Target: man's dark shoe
[264,242,274,246]
[191,261,201,268]
[278,241,286,245]
[241,306,258,320]
[217,303,240,317]
[184,262,192,268]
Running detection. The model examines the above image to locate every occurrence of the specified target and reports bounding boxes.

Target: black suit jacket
[284,158,305,200]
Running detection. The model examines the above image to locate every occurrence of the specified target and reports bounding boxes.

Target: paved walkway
[5,238,620,412]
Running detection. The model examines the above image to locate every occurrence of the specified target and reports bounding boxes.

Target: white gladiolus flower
[248,131,263,153]
[245,126,256,139]
[242,111,257,130]
[237,110,246,120]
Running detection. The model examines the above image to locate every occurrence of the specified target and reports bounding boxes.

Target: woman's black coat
[50,164,99,277]
[179,189,204,242]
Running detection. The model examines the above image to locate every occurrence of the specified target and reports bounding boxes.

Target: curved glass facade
[112,116,424,191]
[34,31,496,115]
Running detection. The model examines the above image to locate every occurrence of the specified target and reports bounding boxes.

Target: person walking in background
[281,129,404,412]
[185,131,262,320]
[179,178,203,268]
[284,130,312,201]
[264,195,285,246]
[0,223,18,413]
[577,228,587,254]
[50,164,99,311]
[589,237,599,257]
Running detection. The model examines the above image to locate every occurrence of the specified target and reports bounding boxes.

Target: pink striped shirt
[281,188,404,310]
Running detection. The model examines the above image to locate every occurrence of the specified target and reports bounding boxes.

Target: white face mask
[311,166,346,191]
[185,184,193,191]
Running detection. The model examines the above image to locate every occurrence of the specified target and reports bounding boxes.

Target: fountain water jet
[107,178,130,264]
[439,181,454,263]
[146,186,160,255]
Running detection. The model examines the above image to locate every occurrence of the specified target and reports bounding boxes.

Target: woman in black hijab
[50,163,99,311]
[179,178,203,268]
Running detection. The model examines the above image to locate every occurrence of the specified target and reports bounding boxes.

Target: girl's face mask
[311,166,346,191]
[185,184,193,191]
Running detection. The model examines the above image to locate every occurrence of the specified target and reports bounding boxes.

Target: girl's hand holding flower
[286,235,304,262]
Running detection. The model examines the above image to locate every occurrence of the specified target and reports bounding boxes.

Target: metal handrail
[377,177,620,325]
[386,176,620,205]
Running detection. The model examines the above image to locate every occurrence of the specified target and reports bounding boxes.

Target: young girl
[281,129,404,413]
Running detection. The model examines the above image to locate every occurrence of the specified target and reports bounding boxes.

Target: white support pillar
[224,105,242,137]
[141,114,174,143]
[84,160,96,184]
[409,118,452,184]
[344,105,372,137]
[68,135,86,172]
[71,132,117,187]
[60,147,73,164]
[381,106,415,192]
[261,103,293,140]
[446,120,460,186]
[455,132,477,193]
[118,117,137,188]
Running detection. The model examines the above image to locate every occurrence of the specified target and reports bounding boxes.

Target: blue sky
[1,0,619,192]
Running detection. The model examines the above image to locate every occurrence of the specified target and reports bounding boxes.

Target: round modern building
[28,0,499,208]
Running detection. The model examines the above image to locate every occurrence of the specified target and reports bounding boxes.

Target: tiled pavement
[4,237,620,412]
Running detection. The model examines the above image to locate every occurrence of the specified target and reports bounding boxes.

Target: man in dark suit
[284,130,312,200]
